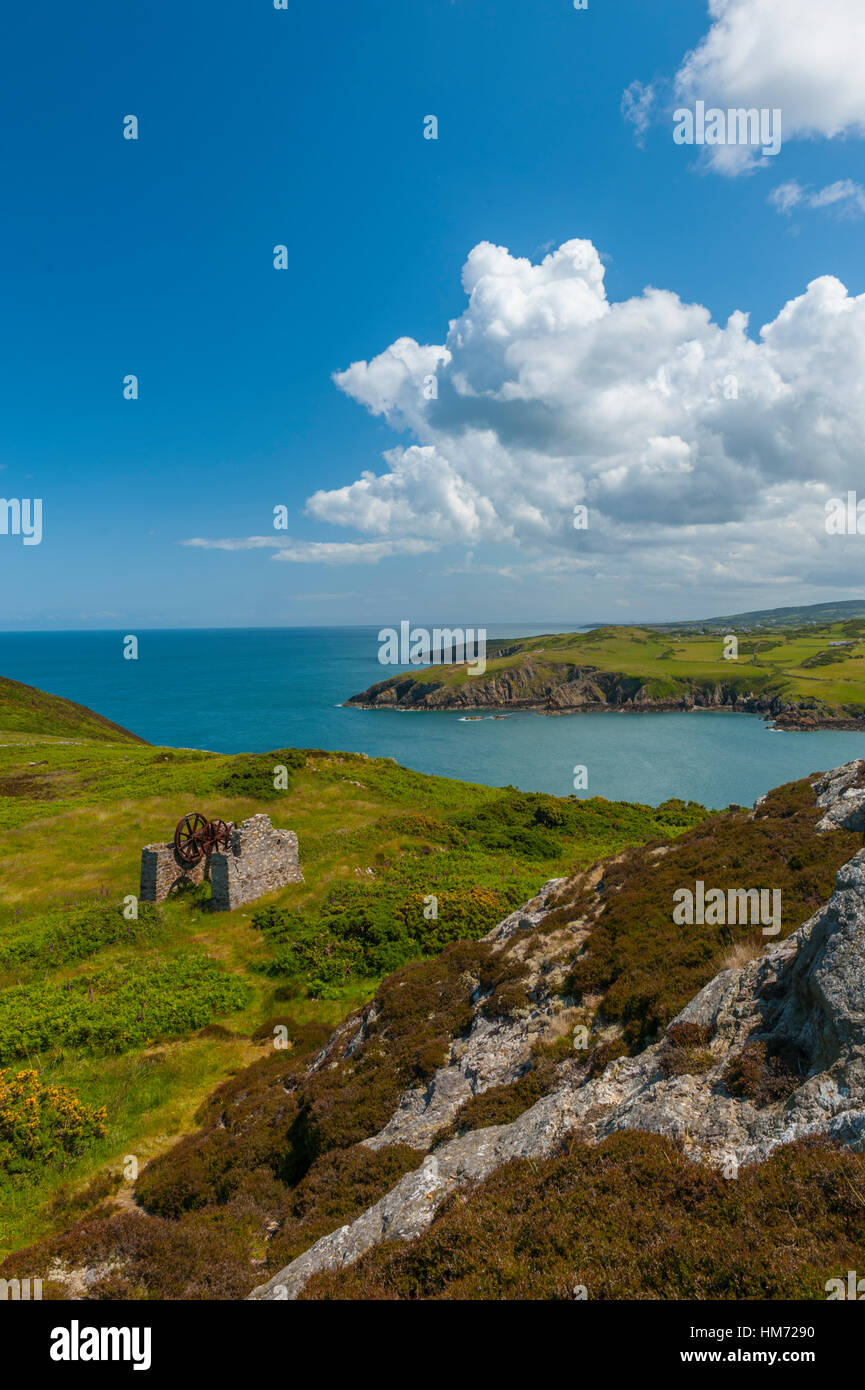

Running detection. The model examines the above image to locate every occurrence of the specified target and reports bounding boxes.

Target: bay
[1,625,863,809]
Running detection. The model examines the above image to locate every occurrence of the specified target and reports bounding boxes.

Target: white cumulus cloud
[675,0,865,141]
[308,238,865,594]
[184,238,865,601]
[626,0,865,174]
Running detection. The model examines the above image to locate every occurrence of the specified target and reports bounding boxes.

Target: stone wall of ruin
[139,813,302,911]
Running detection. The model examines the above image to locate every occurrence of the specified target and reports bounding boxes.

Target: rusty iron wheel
[174,811,209,865]
[204,818,232,855]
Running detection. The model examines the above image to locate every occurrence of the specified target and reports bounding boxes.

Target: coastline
[343,699,865,732]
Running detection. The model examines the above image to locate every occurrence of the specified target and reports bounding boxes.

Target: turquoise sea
[1,626,863,810]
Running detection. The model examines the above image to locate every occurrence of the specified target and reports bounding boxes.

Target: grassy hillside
[347,619,865,723]
[0,692,707,1262]
[3,746,862,1300]
[0,674,146,744]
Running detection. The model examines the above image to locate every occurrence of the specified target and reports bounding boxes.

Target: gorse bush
[0,1069,106,1177]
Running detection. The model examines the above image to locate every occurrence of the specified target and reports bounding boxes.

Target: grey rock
[814,760,865,831]
[483,877,567,944]
[363,877,571,1152]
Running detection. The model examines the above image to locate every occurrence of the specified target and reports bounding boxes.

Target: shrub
[477,953,531,1021]
[0,900,163,972]
[656,1020,714,1078]
[0,954,250,1062]
[298,1132,865,1301]
[441,1058,561,1138]
[253,884,510,992]
[723,1038,808,1108]
[0,1069,106,1176]
[587,1037,629,1077]
[218,749,306,801]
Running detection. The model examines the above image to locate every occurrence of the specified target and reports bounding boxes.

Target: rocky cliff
[345,661,845,728]
[250,758,865,1299]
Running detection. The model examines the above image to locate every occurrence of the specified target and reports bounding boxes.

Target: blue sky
[2,0,865,629]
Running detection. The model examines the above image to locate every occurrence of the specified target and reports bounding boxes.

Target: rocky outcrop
[346,663,862,727]
[358,879,569,1153]
[250,1099,576,1299]
[577,845,865,1164]
[249,759,865,1300]
[347,662,670,712]
[814,761,865,831]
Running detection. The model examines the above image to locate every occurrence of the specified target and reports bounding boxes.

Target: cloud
[304,238,865,594]
[183,536,285,551]
[768,180,805,213]
[182,535,437,565]
[333,339,451,427]
[676,0,865,138]
[627,0,865,173]
[271,539,437,565]
[621,81,656,147]
[305,446,501,542]
[770,178,865,217]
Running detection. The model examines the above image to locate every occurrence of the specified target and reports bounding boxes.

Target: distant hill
[651,599,865,632]
[0,674,147,743]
